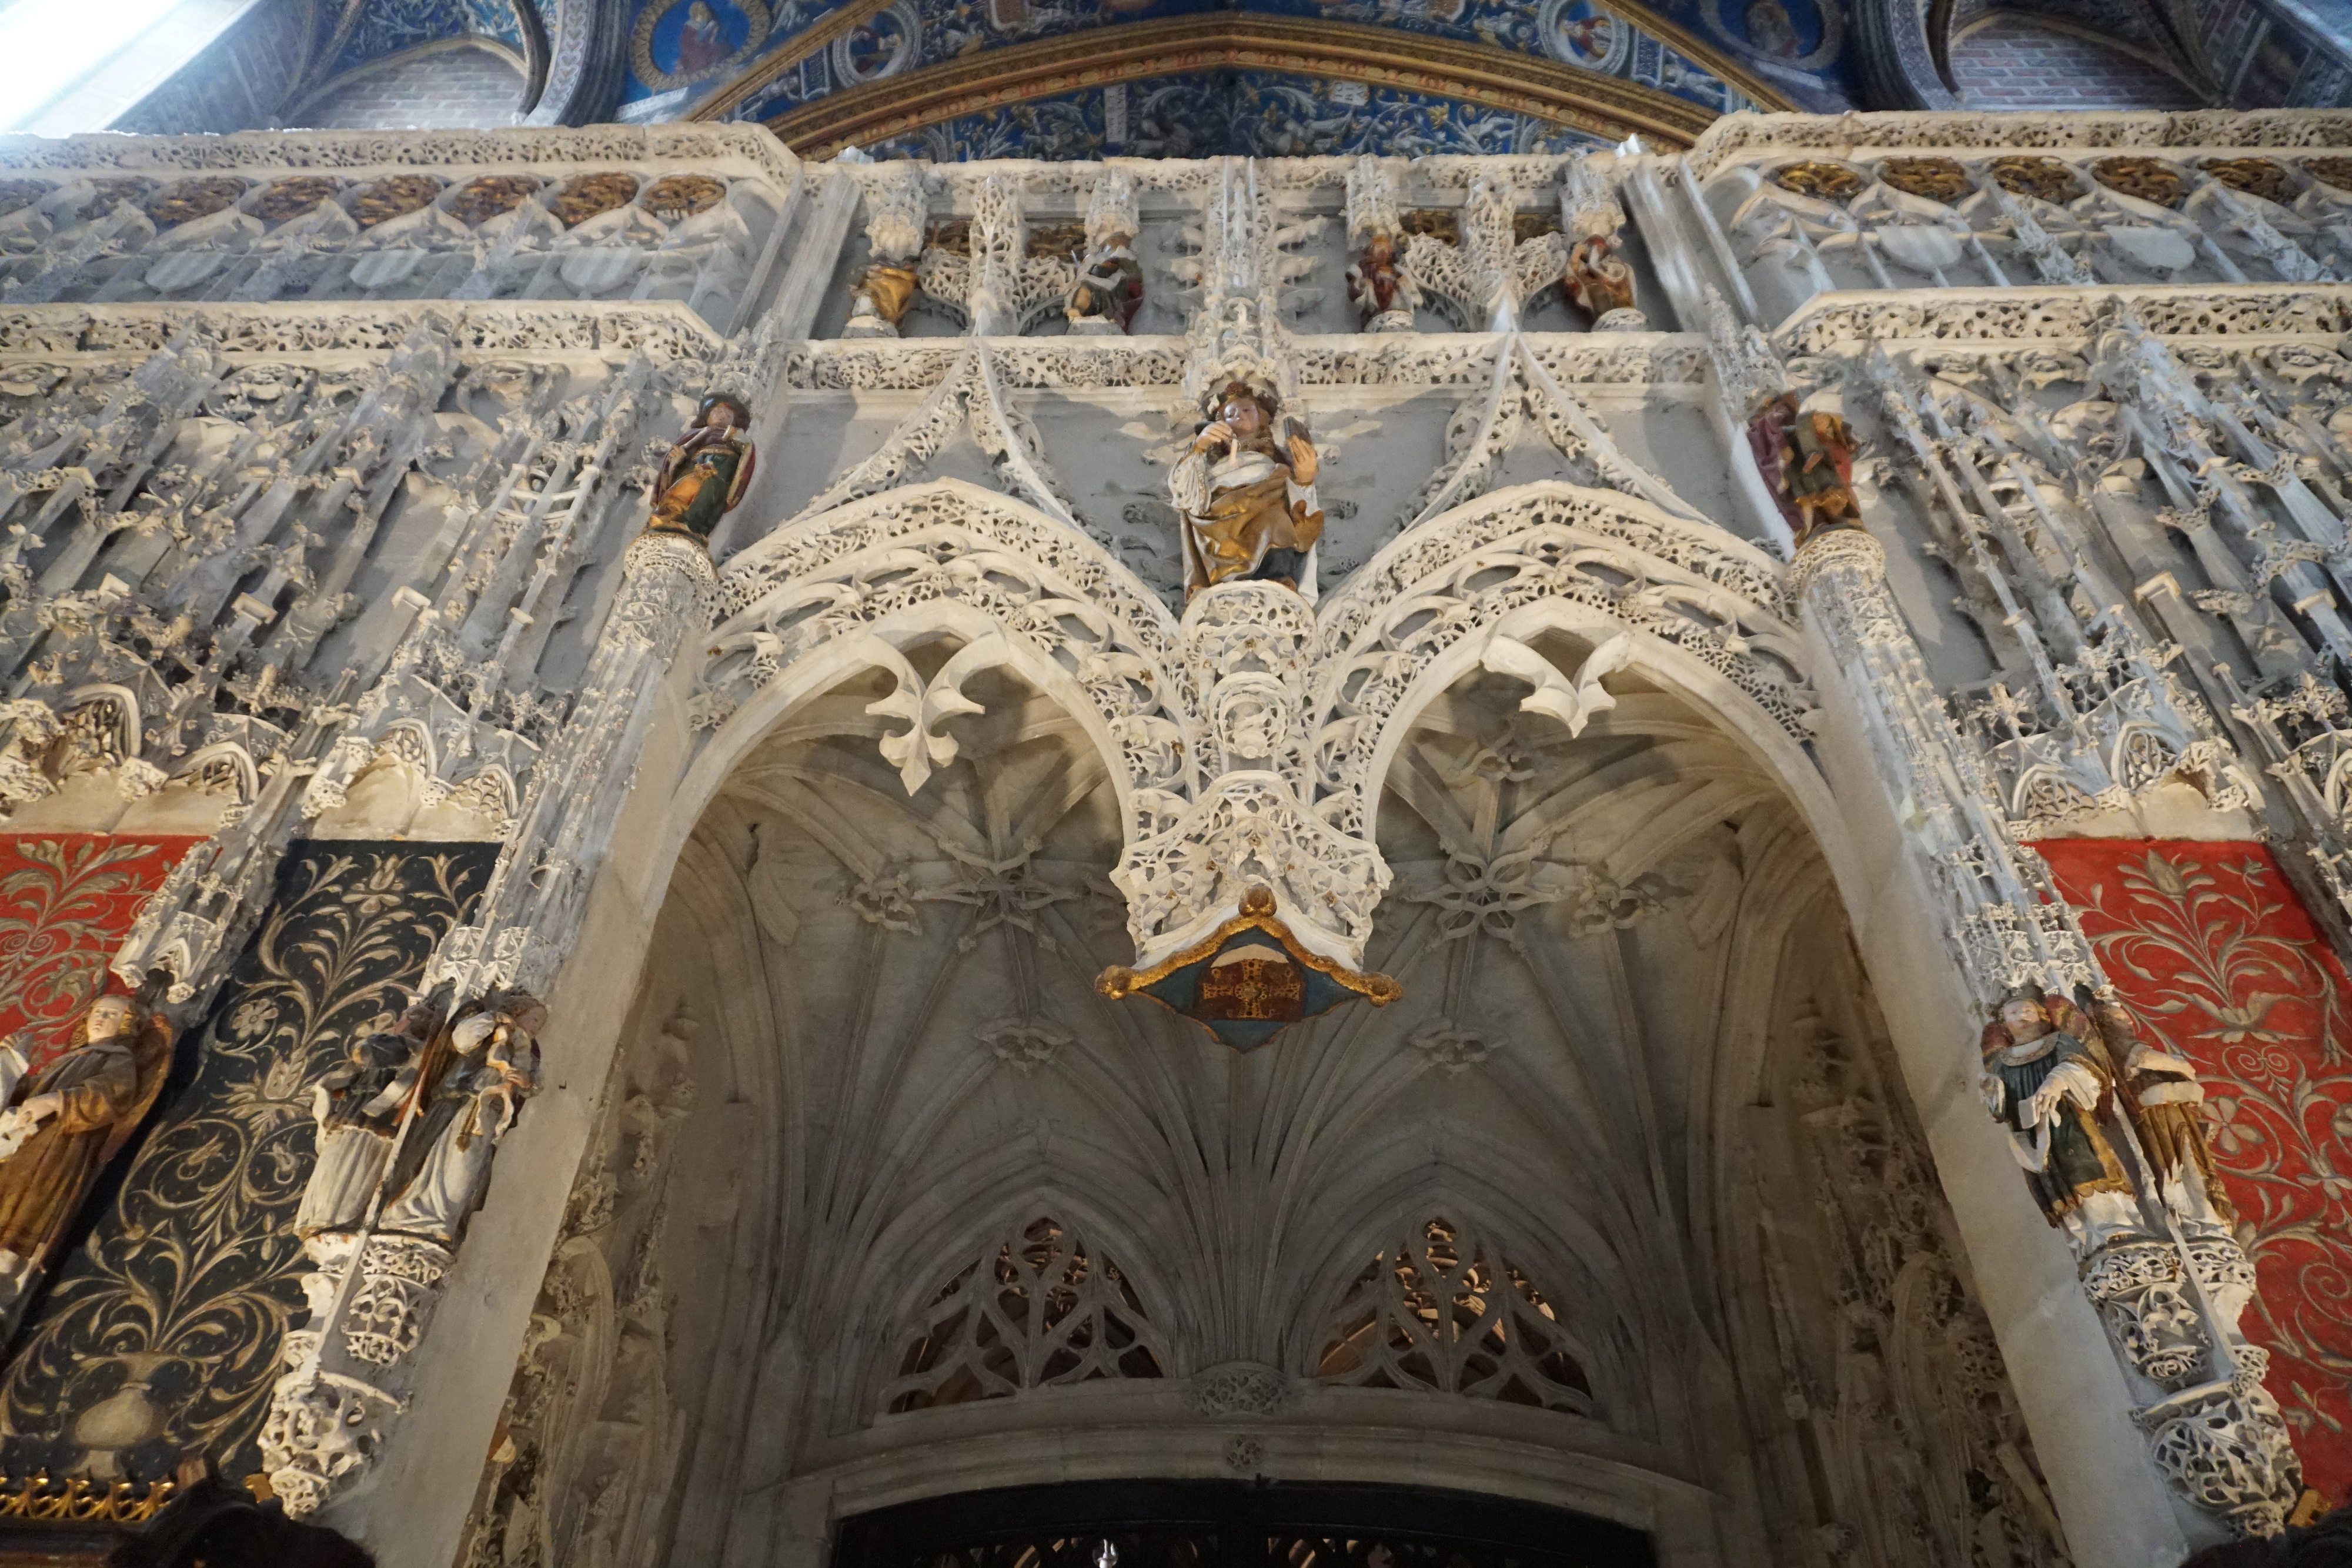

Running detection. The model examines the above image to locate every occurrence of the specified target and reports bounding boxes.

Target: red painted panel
[0,834,201,1072]
[2037,838,2352,1504]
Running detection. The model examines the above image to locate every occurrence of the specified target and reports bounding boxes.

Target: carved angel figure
[1345,232,1416,332]
[1978,986,2139,1249]
[1563,235,1640,327]
[1172,380,1324,603]
[1067,229,1142,334]
[1746,392,1861,546]
[644,393,756,546]
[295,995,444,1238]
[0,994,172,1310]
[376,992,545,1246]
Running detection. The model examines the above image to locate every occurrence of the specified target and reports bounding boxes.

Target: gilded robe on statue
[1979,987,2136,1239]
[0,994,171,1302]
[1172,381,1324,602]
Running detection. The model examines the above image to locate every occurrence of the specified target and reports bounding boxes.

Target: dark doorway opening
[832,1479,1657,1568]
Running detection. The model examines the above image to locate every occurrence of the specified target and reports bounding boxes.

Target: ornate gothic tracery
[0,109,2347,1568]
[885,1216,1171,1412]
[1314,1218,1596,1415]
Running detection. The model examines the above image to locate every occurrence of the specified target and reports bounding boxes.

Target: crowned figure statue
[1171,378,1324,603]
[643,392,756,547]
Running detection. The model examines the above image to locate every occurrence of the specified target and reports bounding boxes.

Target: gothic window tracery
[883,1216,1168,1413]
[1312,1218,1594,1415]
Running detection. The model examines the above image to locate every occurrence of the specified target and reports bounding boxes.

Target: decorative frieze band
[1687,109,2352,182]
[0,302,728,360]
[782,332,1709,392]
[1775,285,2352,354]
[0,125,799,190]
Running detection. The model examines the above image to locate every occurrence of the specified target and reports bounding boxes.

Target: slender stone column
[1793,526,2302,1550]
[258,530,719,1519]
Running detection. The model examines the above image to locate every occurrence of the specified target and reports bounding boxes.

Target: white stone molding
[1775,283,2352,355]
[0,128,794,331]
[1314,481,1809,840]
[1402,333,1709,533]
[786,339,1078,526]
[432,530,719,1001]
[779,331,1705,392]
[1685,109,2352,183]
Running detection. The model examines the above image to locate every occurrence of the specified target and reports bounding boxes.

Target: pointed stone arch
[875,1210,1175,1417]
[690,477,1191,862]
[1312,480,1816,847]
[1307,1213,1600,1420]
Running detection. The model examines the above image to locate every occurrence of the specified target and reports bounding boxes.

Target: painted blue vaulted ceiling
[293,0,2352,151]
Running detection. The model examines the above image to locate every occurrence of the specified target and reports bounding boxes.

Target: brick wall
[1950,12,2204,107]
[113,0,311,133]
[293,44,526,129]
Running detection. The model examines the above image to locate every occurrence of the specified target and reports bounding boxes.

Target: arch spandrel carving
[12,119,2341,1568]
[694,474,1827,988]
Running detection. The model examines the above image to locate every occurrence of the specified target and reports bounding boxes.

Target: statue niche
[1171,379,1324,603]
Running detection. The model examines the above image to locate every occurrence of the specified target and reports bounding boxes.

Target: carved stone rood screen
[5,118,2352,1568]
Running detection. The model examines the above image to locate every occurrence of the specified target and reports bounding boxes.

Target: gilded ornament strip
[684,0,907,125]
[748,16,1764,155]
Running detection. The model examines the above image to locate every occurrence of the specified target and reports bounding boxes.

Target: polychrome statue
[1171,379,1324,603]
[1979,985,2140,1249]
[0,992,172,1315]
[644,392,756,546]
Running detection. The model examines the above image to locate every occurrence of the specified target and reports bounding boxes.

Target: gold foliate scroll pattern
[0,841,496,1484]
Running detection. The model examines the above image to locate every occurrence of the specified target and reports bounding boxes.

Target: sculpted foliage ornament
[11,118,2351,1552]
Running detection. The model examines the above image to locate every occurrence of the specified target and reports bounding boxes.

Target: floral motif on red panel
[2036,838,2352,1504]
[0,835,199,1071]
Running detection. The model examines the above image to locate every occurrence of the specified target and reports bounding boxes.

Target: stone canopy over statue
[1171,378,1324,603]
[643,392,756,546]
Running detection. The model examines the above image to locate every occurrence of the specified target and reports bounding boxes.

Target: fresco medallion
[1538,0,1631,73]
[632,0,771,91]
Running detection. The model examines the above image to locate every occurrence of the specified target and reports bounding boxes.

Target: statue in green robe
[1979,985,2140,1251]
[644,392,757,546]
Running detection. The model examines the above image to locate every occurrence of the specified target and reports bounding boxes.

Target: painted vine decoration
[0,844,495,1481]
